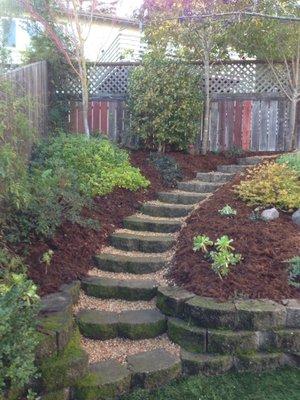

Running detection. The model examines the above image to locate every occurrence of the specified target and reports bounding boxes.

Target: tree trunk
[201,54,210,155]
[289,94,298,150]
[81,59,90,137]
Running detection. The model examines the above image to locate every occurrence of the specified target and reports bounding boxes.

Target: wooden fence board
[242,101,252,150]
[268,100,278,151]
[209,101,219,150]
[233,100,243,148]
[259,101,269,151]
[251,101,261,151]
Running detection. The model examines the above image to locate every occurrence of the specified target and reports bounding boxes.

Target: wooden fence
[62,61,300,151]
[1,61,48,137]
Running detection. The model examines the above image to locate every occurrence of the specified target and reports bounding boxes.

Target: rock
[181,350,233,376]
[39,331,88,392]
[118,309,167,340]
[76,310,119,340]
[235,299,286,330]
[127,348,181,390]
[292,209,300,227]
[261,208,279,221]
[274,329,300,353]
[285,299,300,328]
[184,296,236,329]
[207,329,258,354]
[40,292,73,316]
[234,352,285,373]
[167,318,206,353]
[60,281,81,304]
[156,286,195,317]
[74,360,132,400]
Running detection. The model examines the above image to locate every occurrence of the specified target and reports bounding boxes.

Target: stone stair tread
[74,359,131,399]
[123,214,183,234]
[81,276,158,301]
[159,190,211,196]
[127,348,181,389]
[143,201,196,209]
[94,250,168,274]
[125,214,183,223]
[110,230,176,254]
[77,309,167,340]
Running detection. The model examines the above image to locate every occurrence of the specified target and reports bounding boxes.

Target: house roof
[77,12,140,27]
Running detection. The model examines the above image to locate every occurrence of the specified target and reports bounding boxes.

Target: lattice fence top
[56,61,289,100]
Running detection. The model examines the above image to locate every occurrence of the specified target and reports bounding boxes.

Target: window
[2,19,16,47]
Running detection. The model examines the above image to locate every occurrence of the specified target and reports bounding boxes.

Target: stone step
[177,180,222,193]
[75,349,181,398]
[234,352,286,373]
[127,348,181,390]
[217,164,249,173]
[196,171,235,182]
[181,350,234,377]
[74,359,132,400]
[167,318,206,354]
[76,309,166,340]
[81,276,157,301]
[94,250,167,274]
[237,156,263,165]
[141,201,195,218]
[158,191,209,205]
[110,230,176,253]
[123,214,182,233]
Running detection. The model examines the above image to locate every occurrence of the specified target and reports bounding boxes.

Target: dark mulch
[170,175,300,301]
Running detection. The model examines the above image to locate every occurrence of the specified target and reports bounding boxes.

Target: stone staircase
[73,156,268,399]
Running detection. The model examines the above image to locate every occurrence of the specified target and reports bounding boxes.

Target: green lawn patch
[122,368,300,400]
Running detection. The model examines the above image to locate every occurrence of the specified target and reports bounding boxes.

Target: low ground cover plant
[218,205,237,217]
[0,249,40,400]
[277,152,300,173]
[288,256,300,288]
[235,162,300,211]
[193,234,242,279]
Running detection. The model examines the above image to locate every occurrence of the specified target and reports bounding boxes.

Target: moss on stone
[76,310,118,340]
[167,318,206,353]
[207,330,258,354]
[39,330,88,392]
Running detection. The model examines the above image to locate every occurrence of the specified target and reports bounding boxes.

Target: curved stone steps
[76,308,167,340]
[178,180,223,193]
[157,190,210,205]
[81,276,158,301]
[74,348,181,399]
[123,214,182,233]
[217,164,249,173]
[237,156,264,165]
[141,201,195,218]
[196,171,235,182]
[110,230,176,253]
[93,249,168,274]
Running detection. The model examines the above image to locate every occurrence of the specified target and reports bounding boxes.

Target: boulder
[292,209,300,227]
[261,208,279,221]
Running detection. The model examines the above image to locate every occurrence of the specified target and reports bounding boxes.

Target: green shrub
[149,153,183,187]
[277,152,300,173]
[33,133,150,197]
[218,205,237,217]
[288,256,300,288]
[0,249,40,400]
[128,51,203,152]
[234,162,300,211]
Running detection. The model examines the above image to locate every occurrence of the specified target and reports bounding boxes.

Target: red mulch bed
[170,175,300,301]
[27,150,234,295]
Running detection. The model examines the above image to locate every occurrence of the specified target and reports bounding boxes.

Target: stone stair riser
[110,234,175,253]
[196,172,234,182]
[94,254,166,274]
[123,216,181,233]
[178,182,221,193]
[141,203,194,218]
[158,192,208,205]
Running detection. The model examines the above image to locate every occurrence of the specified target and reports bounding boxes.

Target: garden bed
[170,175,300,301]
[26,151,234,295]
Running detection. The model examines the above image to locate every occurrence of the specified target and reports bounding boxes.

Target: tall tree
[19,0,114,136]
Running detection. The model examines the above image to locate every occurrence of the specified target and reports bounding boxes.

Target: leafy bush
[277,152,300,173]
[128,51,203,152]
[234,162,300,211]
[33,133,150,197]
[0,249,40,400]
[288,256,300,288]
[149,153,183,187]
[218,205,237,217]
[193,234,242,279]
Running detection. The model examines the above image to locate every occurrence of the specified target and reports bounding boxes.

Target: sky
[117,0,143,17]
